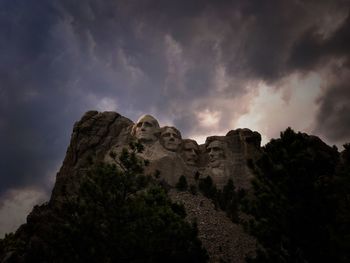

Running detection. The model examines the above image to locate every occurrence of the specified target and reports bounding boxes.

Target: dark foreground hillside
[0,110,349,263]
[242,128,350,263]
[0,145,208,263]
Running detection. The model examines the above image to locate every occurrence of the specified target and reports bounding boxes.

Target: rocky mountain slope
[1,111,349,263]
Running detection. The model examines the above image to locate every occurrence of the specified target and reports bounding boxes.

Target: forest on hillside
[1,129,349,263]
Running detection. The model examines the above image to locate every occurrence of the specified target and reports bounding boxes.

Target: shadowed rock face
[99,113,262,191]
[55,111,261,262]
[131,114,160,143]
[51,112,262,202]
[51,111,133,205]
[160,126,182,152]
[3,112,346,263]
[182,139,199,166]
[1,111,262,263]
[207,140,226,168]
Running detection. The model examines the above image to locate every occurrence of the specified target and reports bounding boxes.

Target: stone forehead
[205,136,226,147]
[207,140,224,148]
[136,114,160,128]
[183,140,199,150]
[185,141,197,147]
[161,126,182,138]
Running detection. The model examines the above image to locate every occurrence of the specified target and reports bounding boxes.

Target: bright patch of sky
[236,73,322,145]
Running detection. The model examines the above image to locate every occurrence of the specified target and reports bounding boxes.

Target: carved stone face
[161,127,181,151]
[134,115,159,143]
[207,140,225,168]
[183,141,199,166]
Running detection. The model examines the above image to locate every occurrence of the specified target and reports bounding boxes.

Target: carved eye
[137,122,143,127]
[144,122,152,127]
[186,147,197,154]
[163,133,170,137]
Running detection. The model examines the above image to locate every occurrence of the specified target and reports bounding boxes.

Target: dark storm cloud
[315,73,350,145]
[288,12,350,71]
[287,11,350,144]
[1,0,349,202]
[0,0,67,195]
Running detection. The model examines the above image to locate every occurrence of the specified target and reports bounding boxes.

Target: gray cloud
[288,11,350,71]
[0,187,47,238]
[314,69,350,145]
[287,10,350,144]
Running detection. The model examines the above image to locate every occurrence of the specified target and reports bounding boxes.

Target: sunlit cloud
[0,188,47,238]
[96,97,118,111]
[196,109,221,128]
[236,73,322,145]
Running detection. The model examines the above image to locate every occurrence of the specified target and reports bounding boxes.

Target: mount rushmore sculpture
[2,111,260,263]
[50,111,262,204]
[104,114,262,190]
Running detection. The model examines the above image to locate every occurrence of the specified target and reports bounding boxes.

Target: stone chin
[186,160,197,166]
[164,142,180,151]
[137,132,157,142]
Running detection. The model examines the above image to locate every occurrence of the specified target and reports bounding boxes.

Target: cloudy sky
[1,0,349,237]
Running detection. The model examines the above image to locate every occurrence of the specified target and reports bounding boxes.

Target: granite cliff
[1,111,261,262]
[2,111,348,263]
[50,111,262,201]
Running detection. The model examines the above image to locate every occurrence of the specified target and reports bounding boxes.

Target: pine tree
[0,142,208,262]
[244,128,342,263]
[176,175,188,191]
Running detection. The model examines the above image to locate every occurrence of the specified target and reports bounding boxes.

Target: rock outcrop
[49,111,262,261]
[51,111,132,204]
[2,111,263,262]
[101,113,262,191]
